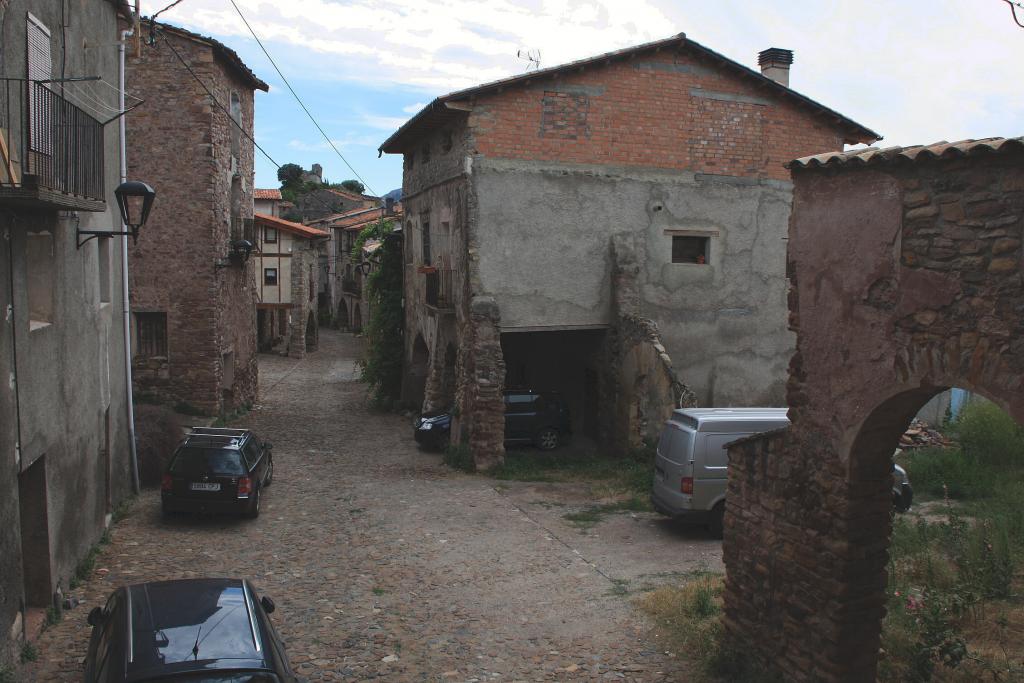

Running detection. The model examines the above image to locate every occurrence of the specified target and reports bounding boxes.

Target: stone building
[253,212,329,357]
[125,22,267,416]
[307,200,402,332]
[379,34,878,466]
[723,137,1024,681]
[293,185,377,222]
[0,0,136,665]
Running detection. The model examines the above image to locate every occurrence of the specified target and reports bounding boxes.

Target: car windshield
[169,448,246,476]
[139,674,279,682]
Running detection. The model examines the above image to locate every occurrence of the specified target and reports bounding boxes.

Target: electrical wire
[151,0,186,23]
[153,24,373,224]
[226,0,378,196]
[1005,0,1024,27]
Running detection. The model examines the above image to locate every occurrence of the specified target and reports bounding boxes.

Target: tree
[277,163,304,188]
[359,224,403,407]
[340,179,365,194]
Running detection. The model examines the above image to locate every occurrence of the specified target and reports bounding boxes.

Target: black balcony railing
[0,80,106,210]
[342,276,362,295]
[425,269,455,310]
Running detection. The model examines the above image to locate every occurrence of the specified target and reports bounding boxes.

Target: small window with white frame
[264,268,278,286]
[264,227,277,244]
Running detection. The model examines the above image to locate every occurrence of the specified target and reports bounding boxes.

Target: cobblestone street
[25,330,718,681]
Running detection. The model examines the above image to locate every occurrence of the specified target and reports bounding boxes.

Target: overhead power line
[226,0,378,197]
[151,22,372,222]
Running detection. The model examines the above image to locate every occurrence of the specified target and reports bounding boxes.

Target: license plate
[190,482,221,492]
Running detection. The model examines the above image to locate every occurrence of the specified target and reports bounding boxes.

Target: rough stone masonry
[723,138,1024,682]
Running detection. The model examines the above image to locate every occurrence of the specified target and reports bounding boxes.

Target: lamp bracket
[77,228,137,249]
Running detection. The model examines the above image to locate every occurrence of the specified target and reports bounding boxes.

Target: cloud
[402,102,428,114]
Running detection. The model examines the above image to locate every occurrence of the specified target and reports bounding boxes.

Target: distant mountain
[384,188,402,202]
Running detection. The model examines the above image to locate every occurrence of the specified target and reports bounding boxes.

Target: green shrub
[901,447,997,500]
[20,642,38,663]
[952,400,1024,469]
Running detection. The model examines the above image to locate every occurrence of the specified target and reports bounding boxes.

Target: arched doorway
[440,344,457,406]
[408,334,430,410]
[337,299,349,331]
[305,311,318,351]
[352,305,362,333]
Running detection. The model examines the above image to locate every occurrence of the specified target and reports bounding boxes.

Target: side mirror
[87,607,104,627]
[261,596,276,614]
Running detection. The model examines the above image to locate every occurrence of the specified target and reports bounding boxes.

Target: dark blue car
[414,390,571,451]
[83,578,295,682]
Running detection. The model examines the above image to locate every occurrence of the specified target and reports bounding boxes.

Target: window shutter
[26,13,53,158]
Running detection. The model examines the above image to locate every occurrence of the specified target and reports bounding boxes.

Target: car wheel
[535,427,559,451]
[264,456,274,487]
[708,502,725,540]
[246,488,261,519]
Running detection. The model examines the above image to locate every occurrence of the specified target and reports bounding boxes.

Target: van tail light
[161,474,172,491]
[238,476,252,497]
[680,477,693,495]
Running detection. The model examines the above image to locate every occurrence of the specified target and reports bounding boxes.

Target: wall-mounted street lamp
[77,180,156,248]
[215,239,255,269]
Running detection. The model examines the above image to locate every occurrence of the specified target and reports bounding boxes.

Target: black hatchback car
[162,427,273,518]
[83,578,295,682]
[414,390,571,451]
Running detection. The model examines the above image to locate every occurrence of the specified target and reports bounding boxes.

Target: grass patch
[44,605,62,629]
[211,402,252,428]
[0,665,14,683]
[443,443,475,473]
[564,497,650,530]
[112,496,135,523]
[491,443,655,495]
[372,587,386,595]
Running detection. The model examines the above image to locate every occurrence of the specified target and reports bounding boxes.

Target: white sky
[149,0,1024,190]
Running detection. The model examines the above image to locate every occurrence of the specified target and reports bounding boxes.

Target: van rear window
[658,426,694,464]
[169,448,245,476]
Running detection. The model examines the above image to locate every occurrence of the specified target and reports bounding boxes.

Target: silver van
[651,408,789,538]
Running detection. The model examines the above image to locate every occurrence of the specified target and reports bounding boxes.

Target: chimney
[385,196,395,215]
[758,48,793,88]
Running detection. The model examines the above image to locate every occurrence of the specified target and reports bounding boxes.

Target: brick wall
[723,147,1024,682]
[467,49,851,181]
[126,29,259,415]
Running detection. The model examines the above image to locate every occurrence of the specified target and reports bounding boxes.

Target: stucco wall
[471,158,794,406]
[0,0,133,665]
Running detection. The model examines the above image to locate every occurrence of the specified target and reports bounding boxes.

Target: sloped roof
[788,137,1024,170]
[254,189,282,200]
[307,204,403,231]
[380,33,879,154]
[254,213,329,240]
[152,21,269,92]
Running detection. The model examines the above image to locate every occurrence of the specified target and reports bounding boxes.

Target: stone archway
[305,311,318,352]
[723,139,1024,682]
[337,299,349,331]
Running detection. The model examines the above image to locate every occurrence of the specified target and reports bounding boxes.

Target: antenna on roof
[517,48,541,72]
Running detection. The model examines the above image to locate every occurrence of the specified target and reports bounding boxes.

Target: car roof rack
[188,427,248,436]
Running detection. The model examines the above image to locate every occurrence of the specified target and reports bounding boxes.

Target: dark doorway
[19,457,52,608]
[501,329,605,439]
[338,299,349,330]
[353,305,362,333]
[440,344,457,406]
[409,334,430,410]
[305,311,318,351]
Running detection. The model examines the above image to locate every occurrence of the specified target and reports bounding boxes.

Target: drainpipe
[119,27,140,494]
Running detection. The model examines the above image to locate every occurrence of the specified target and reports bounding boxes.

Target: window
[229,92,241,160]
[264,227,277,243]
[27,229,54,329]
[405,221,413,264]
[671,235,710,264]
[135,312,167,358]
[27,14,53,158]
[421,216,431,265]
[421,143,431,163]
[264,268,278,286]
[441,131,453,153]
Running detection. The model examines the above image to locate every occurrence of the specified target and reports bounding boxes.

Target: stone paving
[24,330,717,681]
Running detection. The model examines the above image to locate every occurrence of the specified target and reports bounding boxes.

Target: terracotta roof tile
[254,213,329,240]
[788,137,1024,170]
[254,188,282,200]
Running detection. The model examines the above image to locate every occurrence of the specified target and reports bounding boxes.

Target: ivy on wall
[359,223,404,407]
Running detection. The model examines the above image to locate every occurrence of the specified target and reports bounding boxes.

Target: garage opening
[501,329,605,441]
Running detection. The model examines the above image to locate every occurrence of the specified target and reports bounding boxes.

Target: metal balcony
[425,268,455,311]
[0,80,106,211]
